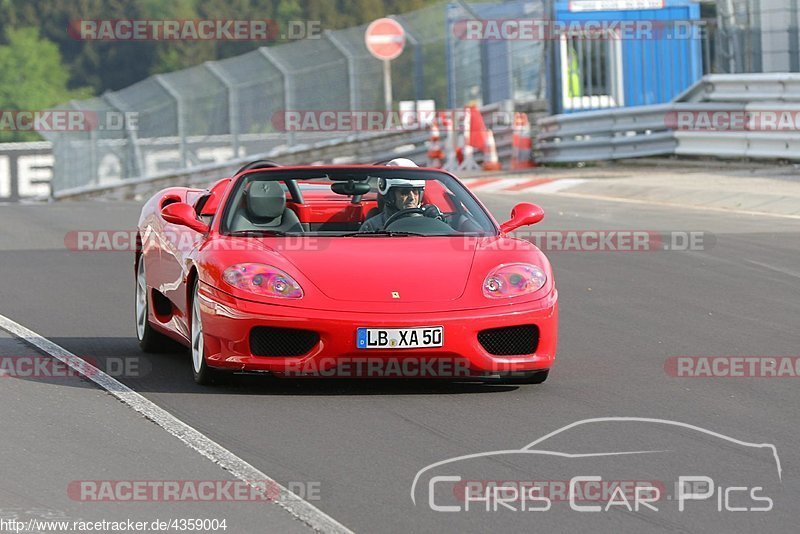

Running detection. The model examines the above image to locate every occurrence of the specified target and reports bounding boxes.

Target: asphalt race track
[1,192,798,533]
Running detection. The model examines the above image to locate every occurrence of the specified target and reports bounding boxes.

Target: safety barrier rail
[51,102,521,201]
[53,129,427,201]
[536,74,800,163]
[676,73,800,102]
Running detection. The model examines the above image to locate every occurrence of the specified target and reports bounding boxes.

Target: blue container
[554,0,702,112]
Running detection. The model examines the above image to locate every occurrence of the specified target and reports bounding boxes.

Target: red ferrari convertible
[135,159,558,384]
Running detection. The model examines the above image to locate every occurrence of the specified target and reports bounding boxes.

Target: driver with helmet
[359,158,428,232]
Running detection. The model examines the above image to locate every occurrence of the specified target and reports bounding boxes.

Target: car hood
[282,237,477,303]
[203,235,553,312]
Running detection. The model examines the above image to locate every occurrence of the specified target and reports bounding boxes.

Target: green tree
[276,0,303,22]
[0,0,156,93]
[0,27,91,141]
[0,0,445,98]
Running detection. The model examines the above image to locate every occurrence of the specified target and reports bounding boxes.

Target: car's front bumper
[198,283,558,378]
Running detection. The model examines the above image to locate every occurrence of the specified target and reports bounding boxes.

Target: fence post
[154,74,187,168]
[70,99,97,187]
[205,61,240,159]
[456,0,489,104]
[445,3,456,108]
[103,91,143,179]
[390,16,424,102]
[790,0,800,71]
[325,30,359,112]
[259,47,295,146]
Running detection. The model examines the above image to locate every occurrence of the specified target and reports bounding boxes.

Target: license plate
[356,326,443,349]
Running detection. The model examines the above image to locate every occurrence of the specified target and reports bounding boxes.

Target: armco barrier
[52,102,521,201]
[53,129,427,201]
[676,73,800,103]
[537,74,800,164]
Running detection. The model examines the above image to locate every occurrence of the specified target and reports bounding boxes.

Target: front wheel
[136,259,177,353]
[190,280,217,385]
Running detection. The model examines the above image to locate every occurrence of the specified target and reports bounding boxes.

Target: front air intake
[250,327,319,357]
[478,325,539,356]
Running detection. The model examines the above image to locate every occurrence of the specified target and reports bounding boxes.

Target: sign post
[365,18,406,112]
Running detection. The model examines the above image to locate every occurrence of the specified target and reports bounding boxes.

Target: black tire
[190,279,218,385]
[136,258,178,353]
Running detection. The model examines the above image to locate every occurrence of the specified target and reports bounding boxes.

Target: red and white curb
[464,177,586,194]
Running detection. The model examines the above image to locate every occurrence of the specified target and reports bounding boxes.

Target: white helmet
[385,157,417,167]
[378,158,426,196]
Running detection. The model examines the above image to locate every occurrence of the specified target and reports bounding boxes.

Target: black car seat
[363,193,384,223]
[232,181,303,232]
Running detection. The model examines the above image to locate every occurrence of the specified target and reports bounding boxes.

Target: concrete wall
[0,143,53,201]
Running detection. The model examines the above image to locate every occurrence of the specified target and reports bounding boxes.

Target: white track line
[0,313,353,534]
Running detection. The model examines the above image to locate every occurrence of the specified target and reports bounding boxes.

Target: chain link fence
[714,0,800,74]
[41,0,546,195]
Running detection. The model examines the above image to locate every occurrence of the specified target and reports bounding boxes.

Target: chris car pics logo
[411,417,781,514]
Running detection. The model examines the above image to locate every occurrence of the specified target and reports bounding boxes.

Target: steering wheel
[422,204,445,222]
[383,207,425,228]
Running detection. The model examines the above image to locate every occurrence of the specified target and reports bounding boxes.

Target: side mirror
[161,203,209,233]
[499,202,544,234]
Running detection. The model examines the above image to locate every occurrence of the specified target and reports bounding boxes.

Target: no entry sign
[365,18,406,61]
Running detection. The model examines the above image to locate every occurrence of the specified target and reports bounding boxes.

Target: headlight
[222,263,303,299]
[483,263,546,298]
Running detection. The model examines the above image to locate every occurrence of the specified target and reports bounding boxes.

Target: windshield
[220,168,497,237]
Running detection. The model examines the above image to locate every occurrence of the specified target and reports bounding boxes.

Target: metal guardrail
[53,129,428,201]
[52,102,519,201]
[674,131,800,160]
[537,74,800,163]
[676,74,800,103]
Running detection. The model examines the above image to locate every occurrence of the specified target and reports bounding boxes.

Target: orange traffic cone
[482,130,502,171]
[510,113,535,170]
[426,119,444,168]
